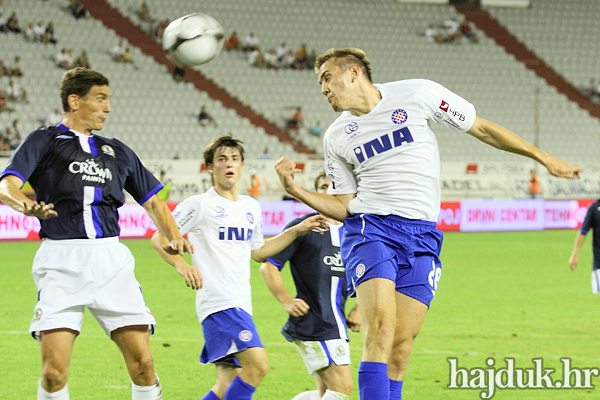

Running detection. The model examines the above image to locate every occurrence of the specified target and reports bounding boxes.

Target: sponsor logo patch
[356,264,366,278]
[391,109,408,125]
[101,145,115,158]
[32,308,42,322]
[239,330,253,342]
[247,212,254,224]
[344,122,358,134]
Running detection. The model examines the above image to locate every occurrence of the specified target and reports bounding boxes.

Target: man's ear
[67,94,80,112]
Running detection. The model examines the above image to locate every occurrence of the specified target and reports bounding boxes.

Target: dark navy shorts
[200,307,263,366]
[342,213,443,307]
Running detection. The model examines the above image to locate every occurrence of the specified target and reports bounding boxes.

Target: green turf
[1,230,598,399]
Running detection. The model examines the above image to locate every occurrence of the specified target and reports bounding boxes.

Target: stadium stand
[1,0,599,163]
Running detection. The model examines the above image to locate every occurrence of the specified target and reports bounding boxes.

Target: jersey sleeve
[417,79,476,134]
[118,141,163,204]
[250,201,265,250]
[324,133,357,195]
[580,203,596,234]
[0,129,52,184]
[171,196,202,236]
[266,215,309,270]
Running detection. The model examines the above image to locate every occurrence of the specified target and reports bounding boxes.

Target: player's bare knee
[41,364,68,391]
[130,355,156,384]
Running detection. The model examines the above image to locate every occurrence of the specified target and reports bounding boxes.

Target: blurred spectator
[443,17,462,43]
[112,39,126,61]
[259,147,271,160]
[460,20,478,43]
[121,48,135,65]
[7,80,28,103]
[74,50,91,69]
[248,48,266,68]
[46,108,64,126]
[198,106,216,126]
[67,0,88,19]
[7,119,21,149]
[172,66,185,82]
[293,44,308,69]
[425,24,445,44]
[34,21,46,41]
[286,107,304,134]
[584,78,598,98]
[57,48,74,69]
[310,121,322,137]
[156,171,172,202]
[0,12,8,33]
[224,31,242,51]
[528,170,541,199]
[154,19,169,40]
[264,49,280,69]
[24,23,35,41]
[42,22,58,44]
[243,32,259,52]
[0,88,12,112]
[137,1,156,23]
[276,42,289,62]
[0,60,8,77]
[306,49,317,70]
[282,50,296,69]
[6,12,22,33]
[8,56,22,77]
[248,172,261,199]
[0,133,9,152]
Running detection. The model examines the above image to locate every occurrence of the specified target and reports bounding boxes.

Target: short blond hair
[314,47,372,82]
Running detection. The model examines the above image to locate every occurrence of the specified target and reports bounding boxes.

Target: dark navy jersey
[267,213,348,342]
[0,124,162,239]
[580,199,600,270]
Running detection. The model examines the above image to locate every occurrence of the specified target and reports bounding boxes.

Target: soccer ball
[162,13,224,67]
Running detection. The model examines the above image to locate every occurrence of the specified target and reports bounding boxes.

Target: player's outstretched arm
[467,116,583,179]
[143,195,194,256]
[275,157,354,221]
[569,231,587,271]
[151,230,202,290]
[251,214,329,263]
[0,175,58,219]
[259,261,310,317]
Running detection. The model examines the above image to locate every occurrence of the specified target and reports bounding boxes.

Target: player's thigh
[393,291,428,343]
[316,363,353,395]
[40,328,78,374]
[355,277,397,332]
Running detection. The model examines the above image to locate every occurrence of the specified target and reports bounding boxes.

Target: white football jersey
[324,79,476,221]
[171,187,264,323]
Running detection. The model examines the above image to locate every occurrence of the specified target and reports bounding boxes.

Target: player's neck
[213,183,239,202]
[61,116,92,136]
[348,84,381,116]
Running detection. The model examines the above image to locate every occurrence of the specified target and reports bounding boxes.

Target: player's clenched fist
[275,156,301,194]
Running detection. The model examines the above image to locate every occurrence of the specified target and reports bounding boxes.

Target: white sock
[38,380,69,399]
[321,390,349,400]
[132,373,162,400]
[290,390,320,400]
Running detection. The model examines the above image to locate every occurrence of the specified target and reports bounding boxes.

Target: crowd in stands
[224,32,318,71]
[425,17,478,44]
[0,119,22,153]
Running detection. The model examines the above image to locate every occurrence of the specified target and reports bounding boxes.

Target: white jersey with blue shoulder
[171,187,264,323]
[323,79,476,222]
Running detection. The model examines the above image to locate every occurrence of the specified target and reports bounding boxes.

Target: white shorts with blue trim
[293,338,351,375]
[29,238,156,339]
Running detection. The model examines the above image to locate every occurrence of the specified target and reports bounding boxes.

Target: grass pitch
[1,230,598,399]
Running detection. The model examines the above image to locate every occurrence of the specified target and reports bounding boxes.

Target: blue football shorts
[200,307,263,366]
[342,213,443,307]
